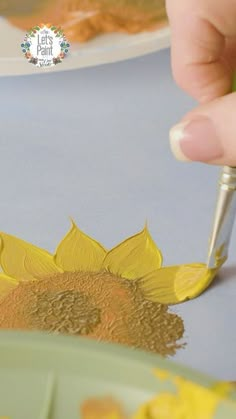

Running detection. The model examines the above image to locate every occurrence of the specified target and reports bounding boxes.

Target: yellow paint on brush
[133,369,232,419]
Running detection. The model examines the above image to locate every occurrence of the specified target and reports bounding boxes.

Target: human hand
[166,0,236,165]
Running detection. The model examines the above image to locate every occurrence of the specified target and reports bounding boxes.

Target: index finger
[166,0,236,102]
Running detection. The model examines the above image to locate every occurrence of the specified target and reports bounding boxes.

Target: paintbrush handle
[206,75,236,267]
[207,167,236,268]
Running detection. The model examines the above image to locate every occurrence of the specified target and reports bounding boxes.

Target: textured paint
[0,220,221,318]
[0,221,184,356]
[0,272,184,355]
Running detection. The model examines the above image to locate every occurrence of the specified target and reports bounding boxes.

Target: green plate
[0,331,235,418]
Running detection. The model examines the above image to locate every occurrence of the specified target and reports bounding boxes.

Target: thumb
[169,92,236,166]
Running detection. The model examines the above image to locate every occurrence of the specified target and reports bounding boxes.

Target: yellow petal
[0,233,61,281]
[103,225,163,280]
[55,220,107,272]
[139,268,178,304]
[0,273,19,302]
[174,264,217,302]
[139,264,218,304]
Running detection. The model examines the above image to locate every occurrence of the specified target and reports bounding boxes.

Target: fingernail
[169,116,224,162]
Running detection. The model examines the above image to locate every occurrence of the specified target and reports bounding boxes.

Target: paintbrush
[207,166,236,269]
[139,75,236,306]
[207,76,236,269]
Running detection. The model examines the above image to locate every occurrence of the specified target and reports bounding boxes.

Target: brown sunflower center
[25,290,101,335]
[0,271,185,356]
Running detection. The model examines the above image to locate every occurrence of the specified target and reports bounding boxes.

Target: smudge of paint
[0,221,185,356]
[81,396,126,419]
[133,369,235,419]
[4,0,168,42]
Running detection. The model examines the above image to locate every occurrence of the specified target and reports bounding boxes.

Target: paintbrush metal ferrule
[207,166,236,269]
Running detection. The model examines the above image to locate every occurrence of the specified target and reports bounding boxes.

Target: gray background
[1,49,236,380]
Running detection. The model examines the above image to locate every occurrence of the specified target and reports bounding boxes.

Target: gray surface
[1,49,236,380]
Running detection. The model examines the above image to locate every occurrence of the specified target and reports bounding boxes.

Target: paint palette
[0,16,170,76]
[0,331,236,418]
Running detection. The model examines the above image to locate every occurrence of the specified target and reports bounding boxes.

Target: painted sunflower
[0,221,184,356]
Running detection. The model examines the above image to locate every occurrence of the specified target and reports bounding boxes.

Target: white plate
[0,17,170,76]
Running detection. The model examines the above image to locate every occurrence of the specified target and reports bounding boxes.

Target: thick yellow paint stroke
[174,264,217,301]
[139,263,219,304]
[0,233,61,282]
[55,220,107,272]
[102,225,163,280]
